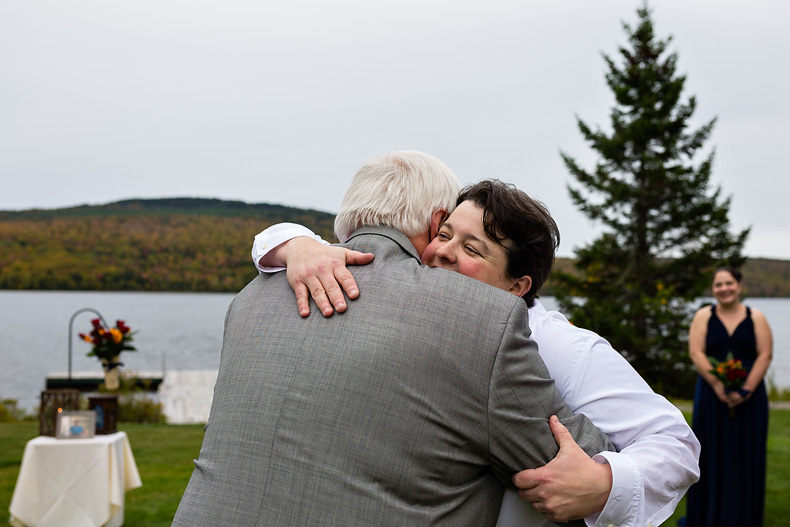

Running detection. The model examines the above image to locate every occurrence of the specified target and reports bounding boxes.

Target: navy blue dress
[684,305,768,527]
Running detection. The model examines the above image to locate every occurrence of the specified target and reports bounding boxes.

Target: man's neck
[408,232,429,259]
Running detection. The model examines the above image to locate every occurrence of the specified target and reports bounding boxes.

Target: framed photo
[55,411,96,439]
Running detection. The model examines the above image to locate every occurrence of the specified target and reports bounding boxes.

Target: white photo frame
[55,411,97,439]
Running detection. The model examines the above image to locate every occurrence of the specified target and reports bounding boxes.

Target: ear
[429,208,448,240]
[507,275,532,298]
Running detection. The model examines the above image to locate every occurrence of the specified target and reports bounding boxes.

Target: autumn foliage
[0,198,336,292]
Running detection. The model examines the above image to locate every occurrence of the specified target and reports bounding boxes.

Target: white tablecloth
[9,432,142,527]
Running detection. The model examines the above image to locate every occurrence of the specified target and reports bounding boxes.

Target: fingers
[726,392,744,407]
[337,249,373,301]
[322,278,347,315]
[284,246,373,318]
[289,270,336,318]
[303,274,336,318]
[293,283,311,318]
[302,250,370,316]
[715,389,730,404]
[515,477,565,523]
[290,261,351,318]
[314,258,349,315]
[514,416,564,491]
[514,415,611,522]
[344,250,375,267]
[332,267,359,304]
[513,467,539,491]
[548,415,572,449]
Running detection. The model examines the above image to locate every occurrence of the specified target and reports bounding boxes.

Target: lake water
[1,291,788,413]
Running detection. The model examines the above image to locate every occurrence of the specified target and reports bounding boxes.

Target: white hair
[334,151,462,242]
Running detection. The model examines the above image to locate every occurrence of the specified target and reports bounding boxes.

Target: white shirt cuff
[251,223,327,273]
[585,452,642,527]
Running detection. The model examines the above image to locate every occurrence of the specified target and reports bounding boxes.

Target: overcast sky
[1,0,788,259]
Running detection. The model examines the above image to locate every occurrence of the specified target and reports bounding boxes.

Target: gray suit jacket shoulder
[173,226,613,527]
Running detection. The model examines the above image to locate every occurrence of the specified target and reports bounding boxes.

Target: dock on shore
[45,370,217,424]
[46,370,164,392]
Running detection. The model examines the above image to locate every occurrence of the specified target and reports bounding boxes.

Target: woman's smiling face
[712,269,741,305]
[421,200,515,292]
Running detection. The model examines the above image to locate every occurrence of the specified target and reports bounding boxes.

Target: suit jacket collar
[345,225,422,265]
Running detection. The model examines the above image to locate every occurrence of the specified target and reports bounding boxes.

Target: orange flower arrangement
[708,352,747,390]
[79,318,136,362]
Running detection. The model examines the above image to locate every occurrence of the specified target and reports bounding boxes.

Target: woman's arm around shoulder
[251,222,374,317]
[556,328,700,527]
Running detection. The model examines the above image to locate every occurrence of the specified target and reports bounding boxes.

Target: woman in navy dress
[684,267,773,527]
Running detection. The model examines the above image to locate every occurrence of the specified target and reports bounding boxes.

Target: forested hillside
[1,198,788,296]
[0,198,336,292]
[547,257,790,298]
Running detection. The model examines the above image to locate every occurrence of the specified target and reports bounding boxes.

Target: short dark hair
[457,179,559,307]
[714,266,743,284]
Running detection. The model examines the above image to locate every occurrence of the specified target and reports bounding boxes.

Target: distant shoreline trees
[1,197,786,298]
[0,199,336,293]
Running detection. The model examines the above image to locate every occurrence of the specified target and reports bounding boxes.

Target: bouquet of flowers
[708,352,747,390]
[79,318,136,362]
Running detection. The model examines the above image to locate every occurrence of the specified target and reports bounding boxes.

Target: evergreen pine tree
[553,3,749,396]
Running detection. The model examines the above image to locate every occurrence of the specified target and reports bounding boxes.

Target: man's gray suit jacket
[172,226,613,526]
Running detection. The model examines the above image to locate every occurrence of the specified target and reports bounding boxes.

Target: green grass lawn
[666,407,790,526]
[0,422,204,527]
[2,410,789,526]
